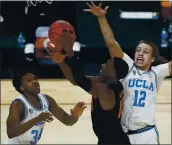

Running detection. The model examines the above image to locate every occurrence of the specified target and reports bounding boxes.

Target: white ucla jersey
[5,94,49,144]
[120,53,170,131]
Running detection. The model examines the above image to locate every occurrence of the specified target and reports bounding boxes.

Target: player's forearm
[98,16,115,47]
[58,62,77,85]
[63,114,79,126]
[64,56,92,92]
[98,16,123,58]
[7,117,39,138]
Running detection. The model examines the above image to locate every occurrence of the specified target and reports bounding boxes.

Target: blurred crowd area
[0,1,171,79]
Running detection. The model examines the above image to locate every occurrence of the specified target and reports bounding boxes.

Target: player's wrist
[98,15,106,19]
[34,116,41,123]
[71,114,80,119]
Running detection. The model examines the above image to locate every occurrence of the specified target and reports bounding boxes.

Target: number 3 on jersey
[30,129,43,144]
[133,90,146,107]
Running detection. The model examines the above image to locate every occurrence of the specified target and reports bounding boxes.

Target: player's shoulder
[86,76,99,84]
[12,94,24,104]
[151,63,168,71]
[11,95,25,111]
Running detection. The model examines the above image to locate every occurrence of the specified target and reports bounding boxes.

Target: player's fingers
[98,3,102,8]
[71,35,76,42]
[86,2,93,9]
[46,112,53,117]
[46,48,53,56]
[70,109,74,114]
[104,6,109,11]
[48,45,57,53]
[91,1,97,7]
[75,102,81,107]
[79,102,85,106]
[46,115,54,121]
[45,119,52,123]
[80,102,86,107]
[45,54,52,59]
[83,9,92,12]
[82,106,87,110]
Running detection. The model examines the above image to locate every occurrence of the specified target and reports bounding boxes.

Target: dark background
[0,1,171,78]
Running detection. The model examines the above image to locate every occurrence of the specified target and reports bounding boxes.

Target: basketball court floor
[1,79,171,144]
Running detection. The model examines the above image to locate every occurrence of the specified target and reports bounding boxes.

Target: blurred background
[0,1,172,79]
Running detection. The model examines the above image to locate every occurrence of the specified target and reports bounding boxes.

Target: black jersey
[91,82,130,144]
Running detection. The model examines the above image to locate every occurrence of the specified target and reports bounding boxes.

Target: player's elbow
[7,134,14,139]
[7,126,21,139]
[63,120,75,126]
[65,122,74,126]
[7,129,15,139]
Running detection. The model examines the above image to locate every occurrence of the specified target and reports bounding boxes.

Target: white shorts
[128,126,160,144]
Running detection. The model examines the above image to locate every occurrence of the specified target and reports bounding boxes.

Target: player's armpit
[45,95,78,126]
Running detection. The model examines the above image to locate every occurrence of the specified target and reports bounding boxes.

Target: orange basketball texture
[48,20,75,49]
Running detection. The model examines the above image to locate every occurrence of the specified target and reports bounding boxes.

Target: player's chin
[135,61,145,67]
[33,88,40,94]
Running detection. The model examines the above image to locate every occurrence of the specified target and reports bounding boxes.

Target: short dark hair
[137,40,159,58]
[12,67,36,94]
[113,57,129,79]
[12,70,27,94]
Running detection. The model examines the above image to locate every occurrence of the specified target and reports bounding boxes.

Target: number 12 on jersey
[133,90,146,107]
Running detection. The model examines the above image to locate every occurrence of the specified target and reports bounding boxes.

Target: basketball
[48,20,75,49]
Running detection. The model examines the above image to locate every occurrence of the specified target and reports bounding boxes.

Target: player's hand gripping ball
[48,20,76,54]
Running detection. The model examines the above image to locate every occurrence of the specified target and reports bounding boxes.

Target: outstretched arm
[58,62,77,85]
[47,32,95,94]
[45,94,86,126]
[84,2,124,58]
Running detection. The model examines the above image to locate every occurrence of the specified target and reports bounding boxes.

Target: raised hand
[70,102,87,118]
[46,29,75,63]
[46,43,67,64]
[83,2,109,17]
[61,30,76,57]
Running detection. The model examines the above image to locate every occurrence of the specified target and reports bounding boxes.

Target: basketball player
[84,2,172,144]
[5,71,86,144]
[46,32,131,144]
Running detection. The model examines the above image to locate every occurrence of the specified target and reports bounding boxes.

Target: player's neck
[136,64,150,72]
[23,93,39,102]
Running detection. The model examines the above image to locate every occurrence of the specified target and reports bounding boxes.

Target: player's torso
[6,94,49,144]
[91,91,123,136]
[121,66,158,130]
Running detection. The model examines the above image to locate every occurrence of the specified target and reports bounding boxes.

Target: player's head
[100,57,129,80]
[134,40,159,70]
[12,72,40,96]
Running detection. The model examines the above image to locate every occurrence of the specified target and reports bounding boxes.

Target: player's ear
[151,57,155,63]
[20,85,24,92]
